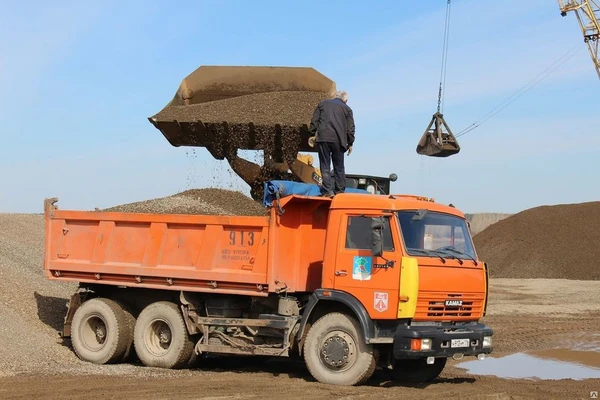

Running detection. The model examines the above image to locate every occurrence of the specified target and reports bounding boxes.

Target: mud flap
[416,112,460,157]
[62,290,89,338]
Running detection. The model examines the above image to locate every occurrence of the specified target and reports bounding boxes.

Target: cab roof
[278,193,465,219]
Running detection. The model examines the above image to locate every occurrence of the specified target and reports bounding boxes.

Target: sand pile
[103,188,267,216]
[473,201,600,280]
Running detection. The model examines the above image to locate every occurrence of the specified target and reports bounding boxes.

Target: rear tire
[303,312,376,386]
[391,357,447,383]
[71,297,134,364]
[133,301,194,369]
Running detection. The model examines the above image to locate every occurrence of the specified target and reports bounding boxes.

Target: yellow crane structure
[558,0,600,79]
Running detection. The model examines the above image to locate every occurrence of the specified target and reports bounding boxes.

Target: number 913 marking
[229,231,254,246]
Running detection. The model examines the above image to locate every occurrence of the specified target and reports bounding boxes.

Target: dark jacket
[309,98,355,151]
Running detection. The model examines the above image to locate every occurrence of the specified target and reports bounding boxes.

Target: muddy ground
[1,279,598,399]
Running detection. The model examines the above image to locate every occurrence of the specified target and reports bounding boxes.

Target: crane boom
[558,0,600,79]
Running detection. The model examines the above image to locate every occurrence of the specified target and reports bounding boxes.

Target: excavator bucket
[416,112,460,157]
[148,65,337,161]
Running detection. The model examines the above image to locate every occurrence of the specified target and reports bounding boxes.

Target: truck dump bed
[43,196,330,296]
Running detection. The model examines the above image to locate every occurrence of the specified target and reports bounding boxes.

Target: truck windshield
[396,210,476,260]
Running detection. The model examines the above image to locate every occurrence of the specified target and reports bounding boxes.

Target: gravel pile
[103,188,267,216]
[0,213,217,378]
[0,188,266,377]
[0,214,162,377]
[474,201,600,280]
[154,91,328,126]
[0,214,73,376]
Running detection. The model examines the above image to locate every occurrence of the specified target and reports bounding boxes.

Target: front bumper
[392,322,493,359]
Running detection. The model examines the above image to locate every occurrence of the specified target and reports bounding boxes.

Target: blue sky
[1,0,598,214]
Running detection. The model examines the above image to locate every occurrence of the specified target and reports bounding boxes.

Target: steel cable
[455,44,582,138]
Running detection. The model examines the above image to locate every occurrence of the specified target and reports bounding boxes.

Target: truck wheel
[116,300,137,362]
[133,301,194,369]
[391,357,447,383]
[303,312,376,386]
[71,297,135,364]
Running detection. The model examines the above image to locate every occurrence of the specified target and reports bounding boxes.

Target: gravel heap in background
[474,201,600,280]
[102,188,267,216]
[154,91,328,126]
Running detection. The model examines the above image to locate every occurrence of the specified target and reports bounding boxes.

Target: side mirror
[371,217,384,257]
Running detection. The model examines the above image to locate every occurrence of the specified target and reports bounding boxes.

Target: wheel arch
[296,289,375,354]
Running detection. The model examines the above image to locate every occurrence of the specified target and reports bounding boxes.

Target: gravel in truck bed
[102,188,267,216]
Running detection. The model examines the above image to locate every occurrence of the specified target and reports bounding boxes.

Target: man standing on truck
[308,90,355,197]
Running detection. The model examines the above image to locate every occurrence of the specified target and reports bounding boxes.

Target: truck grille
[415,292,484,321]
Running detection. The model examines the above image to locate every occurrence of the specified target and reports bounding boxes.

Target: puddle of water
[456,349,600,380]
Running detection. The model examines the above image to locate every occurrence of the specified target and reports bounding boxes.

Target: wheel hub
[80,315,108,351]
[158,327,171,345]
[145,319,174,356]
[321,334,350,368]
[95,325,106,342]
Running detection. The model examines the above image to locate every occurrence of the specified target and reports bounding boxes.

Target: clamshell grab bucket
[416,112,460,157]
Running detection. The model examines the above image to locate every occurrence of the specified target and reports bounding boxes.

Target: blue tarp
[263,180,368,207]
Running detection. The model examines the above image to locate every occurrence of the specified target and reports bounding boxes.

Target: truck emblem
[374,292,388,312]
[445,300,463,307]
[352,256,372,281]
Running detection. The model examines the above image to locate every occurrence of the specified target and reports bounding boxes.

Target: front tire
[133,301,194,369]
[71,297,135,364]
[303,312,376,386]
[391,357,447,382]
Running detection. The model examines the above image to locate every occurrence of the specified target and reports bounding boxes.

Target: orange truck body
[43,192,493,386]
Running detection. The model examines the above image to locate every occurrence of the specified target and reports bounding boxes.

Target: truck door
[333,214,401,320]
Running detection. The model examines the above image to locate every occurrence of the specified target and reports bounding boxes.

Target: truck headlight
[483,336,492,348]
[421,338,432,351]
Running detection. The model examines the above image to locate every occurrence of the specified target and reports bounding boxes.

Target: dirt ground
[0,279,598,399]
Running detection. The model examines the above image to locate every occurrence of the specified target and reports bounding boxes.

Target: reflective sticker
[374,292,389,312]
[352,256,372,280]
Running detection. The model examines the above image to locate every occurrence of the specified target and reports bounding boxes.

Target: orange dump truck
[43,191,493,386]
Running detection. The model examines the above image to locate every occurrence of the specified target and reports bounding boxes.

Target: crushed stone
[102,188,267,216]
[154,91,328,126]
